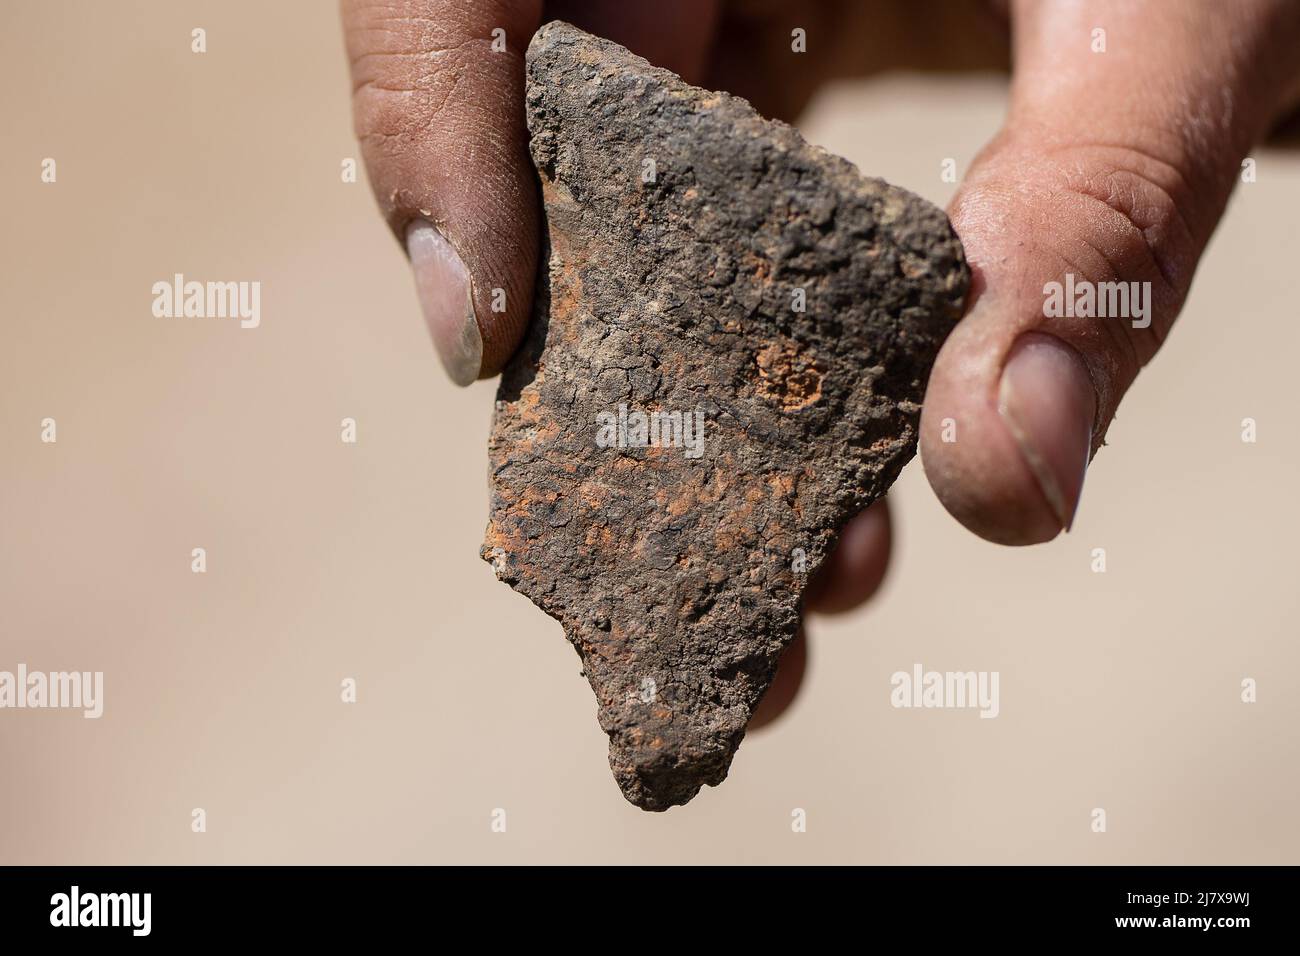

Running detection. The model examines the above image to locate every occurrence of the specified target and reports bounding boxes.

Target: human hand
[342,0,1300,725]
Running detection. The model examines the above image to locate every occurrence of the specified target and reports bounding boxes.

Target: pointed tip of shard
[484,22,969,810]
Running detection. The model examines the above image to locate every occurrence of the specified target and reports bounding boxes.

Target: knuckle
[350,42,477,142]
[1056,143,1198,300]
[1053,146,1202,369]
[345,3,512,143]
[953,138,1209,436]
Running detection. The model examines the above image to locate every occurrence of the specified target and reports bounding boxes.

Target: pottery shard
[482,22,969,810]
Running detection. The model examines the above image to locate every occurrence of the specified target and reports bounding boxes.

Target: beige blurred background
[2,1,1297,865]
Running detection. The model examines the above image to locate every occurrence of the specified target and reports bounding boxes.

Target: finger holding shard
[482,22,969,810]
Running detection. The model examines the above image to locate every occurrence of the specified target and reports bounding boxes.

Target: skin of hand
[343,0,1300,726]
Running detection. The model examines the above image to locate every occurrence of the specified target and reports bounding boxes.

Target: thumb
[343,1,720,385]
[343,0,543,385]
[921,0,1300,544]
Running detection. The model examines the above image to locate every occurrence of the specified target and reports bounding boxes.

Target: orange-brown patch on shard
[755,340,824,410]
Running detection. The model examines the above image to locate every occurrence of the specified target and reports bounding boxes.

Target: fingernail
[406,221,482,386]
[997,333,1096,531]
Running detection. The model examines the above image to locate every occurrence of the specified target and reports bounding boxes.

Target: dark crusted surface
[482,22,968,810]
